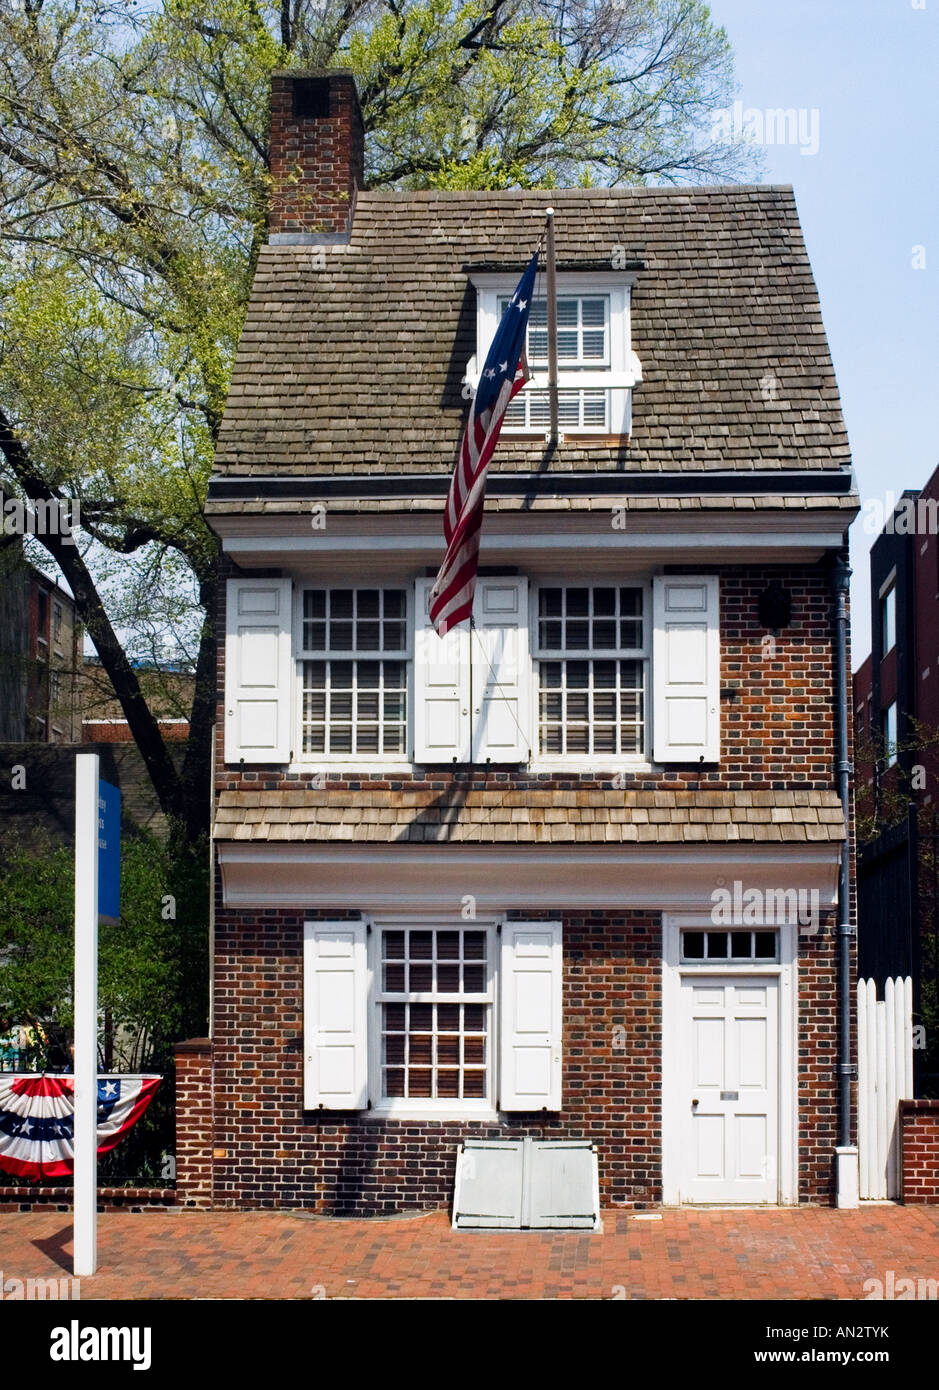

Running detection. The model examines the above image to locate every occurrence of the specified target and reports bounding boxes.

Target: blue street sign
[97,780,121,923]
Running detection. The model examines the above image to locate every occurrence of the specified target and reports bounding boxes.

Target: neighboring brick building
[853,466,939,1096]
[0,546,82,743]
[189,70,860,1215]
[80,655,194,743]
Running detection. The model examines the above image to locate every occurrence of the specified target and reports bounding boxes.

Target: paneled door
[679,976,779,1203]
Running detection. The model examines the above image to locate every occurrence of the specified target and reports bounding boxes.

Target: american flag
[430,250,539,636]
[0,1074,160,1180]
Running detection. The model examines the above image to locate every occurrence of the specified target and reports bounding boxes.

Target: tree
[0,826,206,1180]
[0,0,758,845]
[0,828,206,1070]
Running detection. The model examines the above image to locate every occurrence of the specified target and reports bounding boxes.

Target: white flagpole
[73,751,99,1277]
[545,206,559,445]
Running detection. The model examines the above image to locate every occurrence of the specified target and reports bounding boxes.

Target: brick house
[0,546,82,743]
[852,468,939,1199]
[186,70,861,1215]
[853,467,939,1016]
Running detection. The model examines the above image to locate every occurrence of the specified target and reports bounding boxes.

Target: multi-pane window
[379,928,491,1102]
[300,588,407,756]
[524,295,610,367]
[682,930,778,962]
[501,293,611,430]
[535,585,646,756]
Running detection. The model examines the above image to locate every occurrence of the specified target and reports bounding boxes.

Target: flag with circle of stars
[0,1073,160,1180]
[430,249,539,636]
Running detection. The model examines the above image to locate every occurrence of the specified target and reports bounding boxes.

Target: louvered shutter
[652,575,720,763]
[303,920,367,1110]
[413,576,471,762]
[224,578,293,763]
[470,577,531,763]
[500,921,563,1111]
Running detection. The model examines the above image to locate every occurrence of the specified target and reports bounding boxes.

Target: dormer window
[466,270,642,438]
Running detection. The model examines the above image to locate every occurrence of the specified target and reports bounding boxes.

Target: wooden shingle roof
[214,787,846,845]
[215,185,851,479]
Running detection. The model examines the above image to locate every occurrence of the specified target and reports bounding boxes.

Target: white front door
[679,975,779,1203]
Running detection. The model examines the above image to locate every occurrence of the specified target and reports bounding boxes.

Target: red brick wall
[174,1038,214,1208]
[205,898,840,1213]
[797,918,841,1204]
[205,558,853,1211]
[268,72,364,238]
[215,563,843,793]
[899,1099,939,1203]
[210,906,661,1213]
[0,1188,175,1212]
[82,720,190,742]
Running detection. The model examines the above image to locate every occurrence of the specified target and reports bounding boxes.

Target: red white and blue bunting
[0,1074,160,1180]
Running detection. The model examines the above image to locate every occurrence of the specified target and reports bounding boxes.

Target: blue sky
[706,0,939,663]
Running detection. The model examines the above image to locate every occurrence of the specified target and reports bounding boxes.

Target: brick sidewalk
[2,1205,938,1300]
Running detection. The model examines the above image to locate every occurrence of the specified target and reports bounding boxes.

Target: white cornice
[210,509,850,569]
[216,841,840,912]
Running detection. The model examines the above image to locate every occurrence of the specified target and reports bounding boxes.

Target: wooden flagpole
[545,206,559,445]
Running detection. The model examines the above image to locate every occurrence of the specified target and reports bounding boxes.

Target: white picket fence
[857,976,914,1200]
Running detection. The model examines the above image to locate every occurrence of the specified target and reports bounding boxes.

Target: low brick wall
[899,1099,939,1203]
[0,1187,176,1212]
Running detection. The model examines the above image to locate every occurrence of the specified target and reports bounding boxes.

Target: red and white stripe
[430,353,530,635]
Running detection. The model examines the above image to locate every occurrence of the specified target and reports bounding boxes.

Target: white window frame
[294,583,413,768]
[366,917,500,1120]
[467,271,641,437]
[287,573,702,775]
[879,581,896,658]
[529,579,653,770]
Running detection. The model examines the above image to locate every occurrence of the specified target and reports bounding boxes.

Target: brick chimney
[268,70,364,241]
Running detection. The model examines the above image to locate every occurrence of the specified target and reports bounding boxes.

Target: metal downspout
[831,555,853,1149]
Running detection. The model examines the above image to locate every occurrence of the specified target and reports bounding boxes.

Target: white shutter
[224,577,293,763]
[470,576,531,763]
[303,920,367,1110]
[652,575,720,763]
[500,921,563,1111]
[413,576,471,762]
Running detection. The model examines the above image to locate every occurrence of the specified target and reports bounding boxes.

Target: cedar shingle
[212,787,845,844]
[213,186,851,480]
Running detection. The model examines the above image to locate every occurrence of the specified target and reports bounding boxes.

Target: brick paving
[1,1205,937,1300]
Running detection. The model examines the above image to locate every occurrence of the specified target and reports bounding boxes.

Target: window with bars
[300,588,408,756]
[534,585,647,756]
[378,927,492,1102]
[500,293,611,431]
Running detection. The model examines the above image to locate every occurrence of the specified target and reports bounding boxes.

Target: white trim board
[219,529,848,569]
[216,842,840,911]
